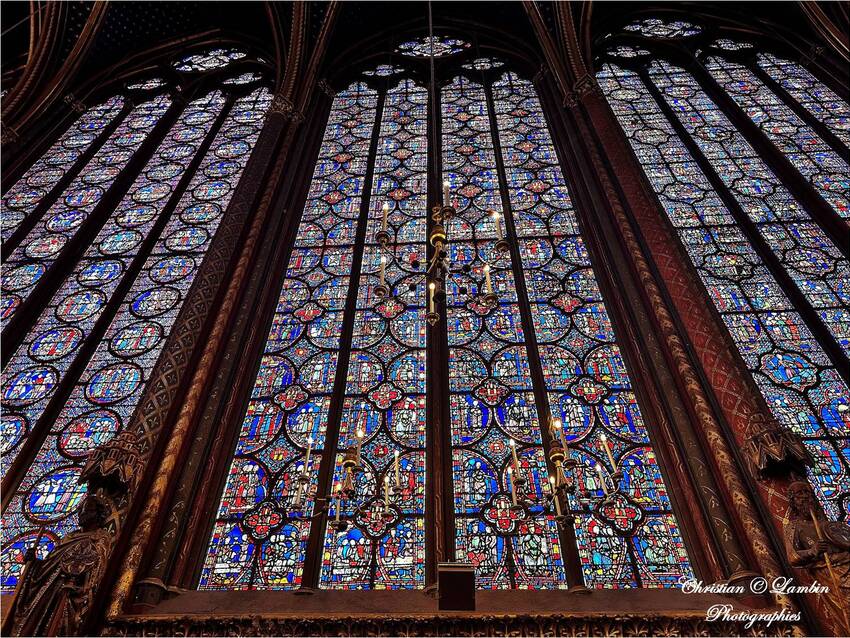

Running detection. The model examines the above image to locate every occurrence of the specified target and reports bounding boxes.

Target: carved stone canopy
[81,430,146,496]
[743,420,811,479]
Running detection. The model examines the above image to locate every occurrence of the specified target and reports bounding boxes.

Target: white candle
[382,202,389,231]
[509,438,520,471]
[334,484,341,523]
[384,475,390,507]
[355,428,364,463]
[394,450,400,487]
[379,255,386,287]
[443,180,450,203]
[552,417,566,448]
[596,463,608,495]
[483,264,493,295]
[304,436,313,469]
[428,281,436,314]
[601,433,616,468]
[508,466,517,506]
[492,210,503,240]
[550,476,562,516]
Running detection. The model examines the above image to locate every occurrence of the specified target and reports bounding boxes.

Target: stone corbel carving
[268,93,304,123]
[318,78,336,99]
[63,93,87,114]
[3,432,145,637]
[1,123,20,144]
[742,413,811,479]
[783,481,850,635]
[563,74,601,109]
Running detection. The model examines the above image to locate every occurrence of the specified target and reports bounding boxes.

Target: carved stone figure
[4,430,145,636]
[5,490,113,637]
[784,480,850,634]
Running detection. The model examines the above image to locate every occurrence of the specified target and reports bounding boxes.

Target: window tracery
[598,20,850,523]
[0,48,272,594]
[200,50,693,591]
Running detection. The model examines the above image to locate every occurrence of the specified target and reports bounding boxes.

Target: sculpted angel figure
[783,480,850,634]
[5,490,113,637]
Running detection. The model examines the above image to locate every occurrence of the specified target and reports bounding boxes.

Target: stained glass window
[1,52,272,594]
[173,47,247,73]
[2,95,171,323]
[2,96,126,244]
[462,58,505,71]
[201,52,693,592]
[705,57,850,219]
[200,82,379,590]
[363,65,406,77]
[396,36,470,58]
[598,25,850,523]
[622,18,701,39]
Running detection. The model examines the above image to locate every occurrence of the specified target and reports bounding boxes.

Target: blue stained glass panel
[200,83,378,590]
[1,88,271,594]
[1,95,172,324]
[1,96,125,243]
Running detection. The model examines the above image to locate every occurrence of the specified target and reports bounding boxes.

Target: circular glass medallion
[161,144,196,161]
[164,226,209,251]
[180,202,221,224]
[130,287,180,317]
[133,182,172,203]
[29,327,84,361]
[215,140,250,159]
[45,209,86,232]
[149,255,196,283]
[26,168,64,188]
[98,229,143,256]
[64,186,102,208]
[2,367,58,407]
[26,468,86,522]
[192,180,230,201]
[110,321,163,357]
[25,235,67,259]
[1,414,27,455]
[2,264,46,292]
[58,410,121,458]
[116,205,157,228]
[55,289,106,323]
[85,362,143,404]
[77,259,123,286]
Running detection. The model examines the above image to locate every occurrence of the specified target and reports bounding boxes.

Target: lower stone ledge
[103,611,797,637]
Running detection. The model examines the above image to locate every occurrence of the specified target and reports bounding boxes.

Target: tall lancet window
[0,47,272,592]
[598,18,850,523]
[200,45,692,591]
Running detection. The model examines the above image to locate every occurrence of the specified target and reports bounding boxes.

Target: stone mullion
[482,78,586,591]
[745,58,849,163]
[640,67,850,385]
[300,88,387,590]
[424,75,453,585]
[2,99,132,257]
